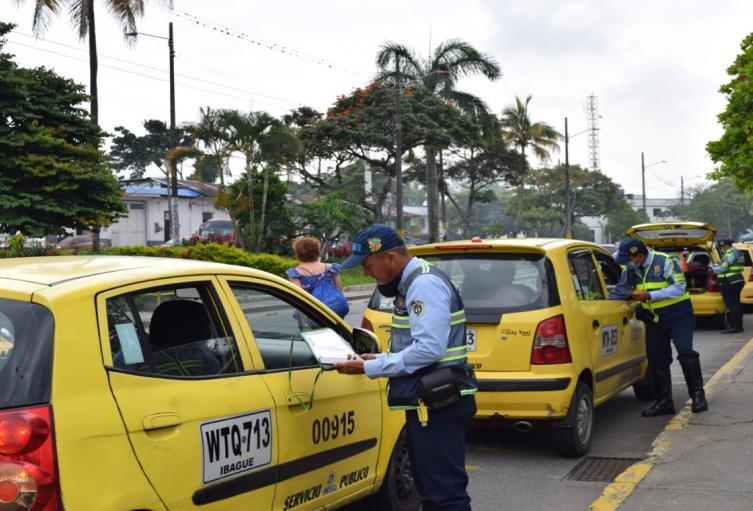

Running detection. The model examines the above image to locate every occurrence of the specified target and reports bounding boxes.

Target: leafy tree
[109,119,194,179]
[604,203,648,243]
[0,23,125,236]
[295,192,373,255]
[225,110,301,250]
[521,165,623,238]
[707,32,753,190]
[226,170,293,253]
[672,179,753,239]
[376,39,501,241]
[307,83,476,221]
[500,95,562,234]
[23,0,146,124]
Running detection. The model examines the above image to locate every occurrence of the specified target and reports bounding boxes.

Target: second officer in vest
[712,238,745,334]
[336,224,476,511]
[611,237,708,415]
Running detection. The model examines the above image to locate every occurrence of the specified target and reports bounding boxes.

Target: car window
[568,250,605,300]
[0,299,54,408]
[106,283,243,378]
[228,284,350,370]
[367,254,560,322]
[593,251,623,287]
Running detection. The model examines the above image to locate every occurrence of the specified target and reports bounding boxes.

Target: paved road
[343,301,750,510]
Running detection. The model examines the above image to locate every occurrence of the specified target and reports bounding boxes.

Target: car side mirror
[351,327,378,355]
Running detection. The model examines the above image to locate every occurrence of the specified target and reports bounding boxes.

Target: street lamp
[126,23,179,241]
[640,153,668,215]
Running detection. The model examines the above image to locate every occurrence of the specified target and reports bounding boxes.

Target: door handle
[142,412,182,431]
[287,392,313,408]
[592,319,600,329]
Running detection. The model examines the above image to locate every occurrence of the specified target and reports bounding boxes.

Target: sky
[3,0,753,200]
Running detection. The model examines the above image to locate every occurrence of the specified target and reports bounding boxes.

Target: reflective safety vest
[718,248,745,282]
[386,261,476,410]
[627,250,691,322]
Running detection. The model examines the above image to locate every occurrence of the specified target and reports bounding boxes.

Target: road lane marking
[587,334,753,511]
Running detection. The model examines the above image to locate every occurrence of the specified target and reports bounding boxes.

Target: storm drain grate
[564,457,642,482]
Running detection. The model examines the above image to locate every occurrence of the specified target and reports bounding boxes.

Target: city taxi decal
[282,466,371,511]
[200,410,272,483]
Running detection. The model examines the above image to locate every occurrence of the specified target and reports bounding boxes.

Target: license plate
[201,410,273,483]
[466,328,477,352]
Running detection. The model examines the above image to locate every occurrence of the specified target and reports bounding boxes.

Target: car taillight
[707,272,721,293]
[0,406,59,510]
[531,315,572,364]
[361,316,374,333]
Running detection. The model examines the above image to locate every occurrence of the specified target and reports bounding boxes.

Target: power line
[6,39,297,112]
[9,30,303,108]
[145,0,364,75]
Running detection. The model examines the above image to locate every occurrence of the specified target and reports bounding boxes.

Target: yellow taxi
[625,222,726,327]
[733,242,753,305]
[0,256,419,510]
[362,238,648,457]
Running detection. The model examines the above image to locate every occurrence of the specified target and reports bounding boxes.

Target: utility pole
[168,22,179,241]
[680,176,684,208]
[641,152,646,215]
[394,56,404,238]
[564,117,572,238]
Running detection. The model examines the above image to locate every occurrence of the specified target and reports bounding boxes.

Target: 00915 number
[312,410,355,444]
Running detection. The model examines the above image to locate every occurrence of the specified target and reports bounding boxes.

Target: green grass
[339,266,374,287]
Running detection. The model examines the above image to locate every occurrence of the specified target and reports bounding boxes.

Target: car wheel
[551,382,593,458]
[368,428,422,511]
[632,370,655,401]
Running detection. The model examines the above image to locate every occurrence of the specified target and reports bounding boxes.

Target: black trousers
[720,279,744,328]
[405,395,476,511]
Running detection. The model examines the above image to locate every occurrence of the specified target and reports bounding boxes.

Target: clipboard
[299,328,361,367]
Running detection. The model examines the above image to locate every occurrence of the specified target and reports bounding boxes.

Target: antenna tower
[586,94,601,172]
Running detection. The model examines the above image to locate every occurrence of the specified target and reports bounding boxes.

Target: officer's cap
[615,237,647,264]
[341,224,405,269]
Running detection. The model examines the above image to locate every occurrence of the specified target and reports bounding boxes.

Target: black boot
[679,357,708,413]
[641,367,675,417]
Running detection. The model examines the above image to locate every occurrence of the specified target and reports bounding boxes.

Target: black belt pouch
[419,367,460,409]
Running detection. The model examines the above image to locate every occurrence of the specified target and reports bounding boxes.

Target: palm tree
[225,110,300,250]
[192,106,235,194]
[376,39,501,242]
[25,0,147,124]
[500,95,562,235]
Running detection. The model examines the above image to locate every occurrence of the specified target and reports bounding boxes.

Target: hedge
[102,243,297,278]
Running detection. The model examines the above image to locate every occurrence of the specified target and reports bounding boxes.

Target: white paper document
[299,328,361,366]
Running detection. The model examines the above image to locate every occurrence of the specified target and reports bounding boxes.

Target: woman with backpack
[287,237,350,319]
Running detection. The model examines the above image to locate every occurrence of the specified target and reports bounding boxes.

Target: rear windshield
[368,254,560,322]
[634,228,711,241]
[0,299,54,409]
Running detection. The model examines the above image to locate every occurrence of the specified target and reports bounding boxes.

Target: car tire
[551,382,593,458]
[367,428,422,511]
[632,370,655,401]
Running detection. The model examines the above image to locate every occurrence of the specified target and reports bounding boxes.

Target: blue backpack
[294,265,350,318]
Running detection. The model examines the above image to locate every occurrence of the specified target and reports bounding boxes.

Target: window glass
[106,284,243,377]
[229,285,335,370]
[594,251,623,287]
[568,250,605,300]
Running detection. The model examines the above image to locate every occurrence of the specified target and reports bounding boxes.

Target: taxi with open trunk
[625,222,726,327]
[733,242,753,306]
[0,256,419,511]
[362,237,649,457]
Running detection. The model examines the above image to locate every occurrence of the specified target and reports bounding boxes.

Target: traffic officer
[335,224,476,511]
[611,237,708,415]
[712,238,745,334]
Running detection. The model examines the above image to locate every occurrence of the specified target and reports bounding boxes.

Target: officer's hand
[631,291,651,302]
[335,356,366,375]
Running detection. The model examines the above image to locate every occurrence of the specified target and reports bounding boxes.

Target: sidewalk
[589,330,753,511]
[343,283,376,301]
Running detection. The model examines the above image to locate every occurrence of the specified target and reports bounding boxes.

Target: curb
[587,335,753,511]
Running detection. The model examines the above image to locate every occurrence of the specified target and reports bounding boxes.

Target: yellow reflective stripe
[391,323,411,329]
[650,291,691,309]
[460,388,477,395]
[450,318,466,326]
[451,309,465,317]
[389,405,419,411]
[440,354,467,363]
